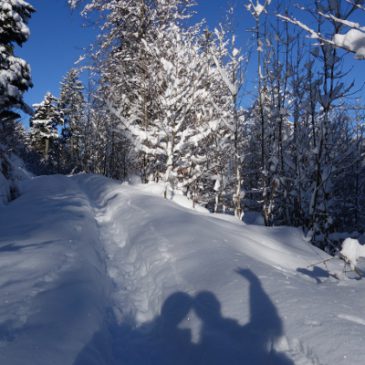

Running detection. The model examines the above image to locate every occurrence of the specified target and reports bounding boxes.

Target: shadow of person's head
[160,291,193,330]
[194,291,222,323]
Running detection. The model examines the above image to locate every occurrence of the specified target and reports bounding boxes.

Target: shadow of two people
[116,268,294,365]
[74,269,294,364]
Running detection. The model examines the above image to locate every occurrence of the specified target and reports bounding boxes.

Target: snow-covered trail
[1,174,365,364]
[0,175,113,365]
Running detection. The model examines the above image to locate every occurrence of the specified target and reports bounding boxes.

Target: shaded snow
[1,174,365,364]
[0,175,112,365]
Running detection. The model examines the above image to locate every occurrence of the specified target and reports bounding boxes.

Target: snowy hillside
[1,174,365,365]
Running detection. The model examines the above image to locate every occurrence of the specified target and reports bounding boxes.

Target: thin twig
[306,257,336,269]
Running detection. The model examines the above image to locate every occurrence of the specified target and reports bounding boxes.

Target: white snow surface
[1,174,365,364]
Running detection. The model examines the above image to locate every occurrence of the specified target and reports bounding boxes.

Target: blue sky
[17,0,365,127]
[17,0,96,115]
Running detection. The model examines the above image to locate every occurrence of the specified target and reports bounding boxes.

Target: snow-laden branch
[333,29,365,59]
[211,53,238,97]
[277,14,336,46]
[246,0,272,18]
[106,101,152,145]
[277,14,365,59]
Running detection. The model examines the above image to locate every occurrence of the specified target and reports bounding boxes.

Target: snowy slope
[1,174,365,365]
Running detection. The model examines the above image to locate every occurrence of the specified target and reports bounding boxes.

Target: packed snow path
[1,175,365,364]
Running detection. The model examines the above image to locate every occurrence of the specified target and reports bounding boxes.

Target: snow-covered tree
[30,93,64,160]
[246,0,273,225]
[72,0,165,181]
[208,25,246,218]
[272,0,365,249]
[76,0,222,198]
[0,0,34,120]
[0,0,34,202]
[151,22,218,200]
[59,68,85,171]
[0,0,34,140]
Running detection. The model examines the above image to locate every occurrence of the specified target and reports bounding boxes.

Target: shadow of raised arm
[235,268,259,283]
[235,267,282,339]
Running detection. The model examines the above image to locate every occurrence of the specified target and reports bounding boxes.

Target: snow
[340,238,365,270]
[333,29,365,59]
[133,181,209,213]
[68,0,78,9]
[246,1,272,17]
[1,174,365,364]
[0,175,112,365]
[0,0,33,39]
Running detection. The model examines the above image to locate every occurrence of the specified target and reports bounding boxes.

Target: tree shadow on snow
[74,269,293,365]
[296,266,330,284]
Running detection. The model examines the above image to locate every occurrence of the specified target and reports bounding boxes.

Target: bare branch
[346,0,365,12]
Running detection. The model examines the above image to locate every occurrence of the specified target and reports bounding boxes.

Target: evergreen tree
[59,68,85,171]
[30,92,64,161]
[0,0,34,121]
[0,0,34,203]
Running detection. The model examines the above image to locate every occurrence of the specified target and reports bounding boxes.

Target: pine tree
[59,68,85,171]
[0,0,34,203]
[0,0,34,121]
[30,92,64,161]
